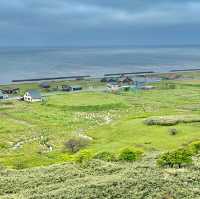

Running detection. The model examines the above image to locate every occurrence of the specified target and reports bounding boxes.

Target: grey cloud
[0,0,200,46]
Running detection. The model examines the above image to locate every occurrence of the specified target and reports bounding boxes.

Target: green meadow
[0,79,200,169]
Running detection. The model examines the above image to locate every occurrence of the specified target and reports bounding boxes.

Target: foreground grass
[0,155,199,199]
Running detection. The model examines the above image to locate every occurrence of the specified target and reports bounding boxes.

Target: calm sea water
[0,46,200,84]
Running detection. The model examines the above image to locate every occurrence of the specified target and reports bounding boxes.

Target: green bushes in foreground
[118,148,143,162]
[74,148,143,164]
[157,148,192,168]
[157,141,200,168]
[75,150,93,163]
[188,140,200,155]
[93,151,116,162]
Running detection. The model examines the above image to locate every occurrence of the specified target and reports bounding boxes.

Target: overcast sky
[1,0,200,47]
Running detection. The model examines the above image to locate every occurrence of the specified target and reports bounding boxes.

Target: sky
[1,0,200,47]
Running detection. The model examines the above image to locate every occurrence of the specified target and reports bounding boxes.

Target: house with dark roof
[117,77,134,86]
[1,88,20,94]
[40,82,50,89]
[71,85,82,91]
[62,85,72,92]
[24,90,42,102]
[0,90,8,100]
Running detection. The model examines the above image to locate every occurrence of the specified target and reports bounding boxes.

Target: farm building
[101,77,118,83]
[24,90,42,102]
[107,83,120,92]
[0,90,8,100]
[71,85,82,91]
[62,85,72,92]
[117,77,134,85]
[1,88,20,94]
[40,82,50,89]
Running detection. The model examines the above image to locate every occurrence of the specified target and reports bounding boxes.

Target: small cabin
[1,88,20,95]
[62,85,72,92]
[40,82,50,89]
[0,90,8,100]
[117,77,134,85]
[107,83,120,92]
[24,90,42,102]
[71,85,82,91]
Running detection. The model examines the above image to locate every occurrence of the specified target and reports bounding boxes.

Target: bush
[13,160,27,170]
[168,128,178,135]
[144,115,200,126]
[188,141,200,155]
[157,148,193,168]
[94,151,116,162]
[75,150,93,163]
[118,148,143,162]
[64,136,91,153]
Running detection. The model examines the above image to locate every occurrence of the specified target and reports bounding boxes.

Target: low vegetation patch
[144,115,200,126]
[188,140,200,155]
[118,147,143,162]
[157,148,193,168]
[93,151,116,162]
[47,103,127,112]
[168,128,179,135]
[64,135,92,153]
[75,149,94,163]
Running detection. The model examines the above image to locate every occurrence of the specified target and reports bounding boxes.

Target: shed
[40,82,50,89]
[71,85,82,91]
[1,88,20,94]
[118,77,134,85]
[24,90,42,102]
[62,85,72,92]
[0,90,8,100]
[107,83,120,92]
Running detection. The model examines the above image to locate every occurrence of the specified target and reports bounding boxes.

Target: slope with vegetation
[0,76,200,198]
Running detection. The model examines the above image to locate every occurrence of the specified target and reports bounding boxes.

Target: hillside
[0,155,199,199]
[0,78,200,198]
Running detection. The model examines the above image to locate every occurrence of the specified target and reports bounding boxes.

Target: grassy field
[0,78,200,169]
[0,77,200,198]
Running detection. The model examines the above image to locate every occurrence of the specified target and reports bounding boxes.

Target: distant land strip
[170,69,200,72]
[12,75,91,82]
[104,71,155,76]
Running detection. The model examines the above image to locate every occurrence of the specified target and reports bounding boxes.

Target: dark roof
[118,77,134,82]
[71,85,82,88]
[40,82,50,87]
[27,90,42,99]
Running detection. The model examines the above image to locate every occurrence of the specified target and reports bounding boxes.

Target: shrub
[75,150,93,163]
[144,115,200,126]
[64,136,91,153]
[94,151,116,162]
[188,141,200,155]
[13,160,27,170]
[157,148,192,168]
[118,148,143,162]
[168,128,178,135]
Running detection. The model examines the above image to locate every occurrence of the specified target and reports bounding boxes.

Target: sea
[0,45,200,84]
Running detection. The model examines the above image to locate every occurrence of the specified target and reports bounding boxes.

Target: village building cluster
[0,74,161,102]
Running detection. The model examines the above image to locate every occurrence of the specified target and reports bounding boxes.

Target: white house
[107,83,120,92]
[24,90,42,102]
